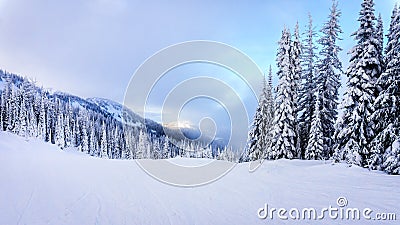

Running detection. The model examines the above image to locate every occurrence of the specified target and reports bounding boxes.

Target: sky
[0,0,398,148]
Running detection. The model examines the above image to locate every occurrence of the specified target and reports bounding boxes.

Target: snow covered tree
[382,140,400,174]
[100,121,108,158]
[152,139,161,159]
[334,0,382,166]
[269,28,298,160]
[7,84,18,132]
[162,136,170,159]
[376,13,384,66]
[89,120,98,156]
[2,78,12,131]
[292,22,302,157]
[292,22,302,109]
[46,98,55,143]
[299,13,318,156]
[0,77,11,131]
[0,78,11,131]
[315,0,343,157]
[27,104,37,138]
[123,127,135,159]
[37,91,47,140]
[72,117,79,147]
[111,125,122,159]
[136,130,147,159]
[369,4,400,172]
[245,66,274,161]
[64,100,72,147]
[305,95,324,160]
[55,108,65,148]
[17,93,28,138]
[80,116,89,154]
[204,145,213,159]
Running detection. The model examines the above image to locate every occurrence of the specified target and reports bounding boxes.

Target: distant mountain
[87,97,164,136]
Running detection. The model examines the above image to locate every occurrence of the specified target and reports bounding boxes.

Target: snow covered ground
[0,132,399,225]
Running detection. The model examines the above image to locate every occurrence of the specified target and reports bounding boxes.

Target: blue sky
[0,0,398,147]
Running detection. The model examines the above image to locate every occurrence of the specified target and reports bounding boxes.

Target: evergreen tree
[269,28,298,160]
[334,0,382,166]
[124,127,135,159]
[27,103,37,138]
[37,91,47,140]
[100,121,108,158]
[17,93,28,138]
[64,100,72,147]
[246,67,274,161]
[316,0,343,157]
[89,120,98,156]
[55,109,65,148]
[376,13,384,66]
[305,95,324,160]
[137,130,147,159]
[72,117,80,147]
[162,136,170,159]
[46,99,55,143]
[369,4,400,173]
[81,115,89,154]
[7,85,18,132]
[112,125,121,159]
[204,145,213,159]
[299,13,318,156]
[292,22,302,157]
[1,77,12,131]
[382,140,400,174]
[153,139,161,159]
[265,66,275,154]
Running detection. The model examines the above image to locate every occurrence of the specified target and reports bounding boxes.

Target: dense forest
[243,0,400,175]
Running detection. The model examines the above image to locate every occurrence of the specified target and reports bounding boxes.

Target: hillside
[0,132,399,225]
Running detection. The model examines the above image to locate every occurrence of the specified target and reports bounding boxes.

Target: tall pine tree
[370,4,400,173]
[292,22,302,157]
[299,13,317,157]
[334,0,382,166]
[269,28,298,160]
[305,94,324,160]
[245,67,274,161]
[316,0,343,157]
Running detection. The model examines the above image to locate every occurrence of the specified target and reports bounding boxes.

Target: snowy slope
[0,132,399,225]
[88,97,145,127]
[88,97,166,137]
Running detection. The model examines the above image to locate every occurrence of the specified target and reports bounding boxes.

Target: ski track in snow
[0,132,399,225]
[17,188,35,225]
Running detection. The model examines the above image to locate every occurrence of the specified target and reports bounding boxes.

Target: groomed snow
[0,132,399,225]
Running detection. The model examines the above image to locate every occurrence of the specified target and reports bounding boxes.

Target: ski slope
[0,132,399,225]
